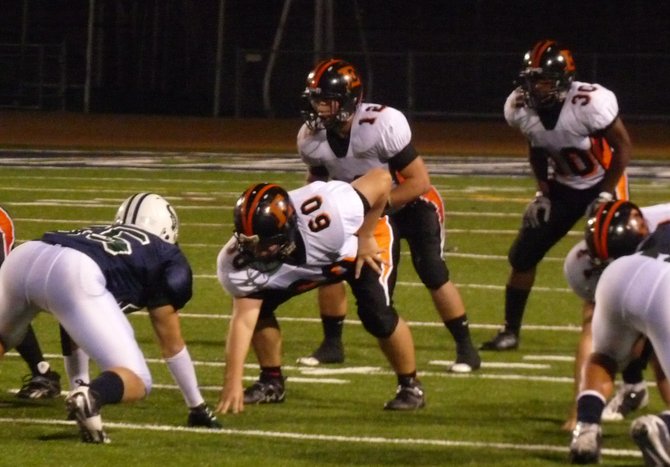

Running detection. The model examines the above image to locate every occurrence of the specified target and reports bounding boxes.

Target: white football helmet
[563,240,608,302]
[114,193,179,244]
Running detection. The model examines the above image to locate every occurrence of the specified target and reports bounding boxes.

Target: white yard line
[0,417,641,459]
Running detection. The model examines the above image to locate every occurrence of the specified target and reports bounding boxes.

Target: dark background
[1,0,669,119]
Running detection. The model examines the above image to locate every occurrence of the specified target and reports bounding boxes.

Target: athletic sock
[622,357,646,385]
[445,315,473,348]
[397,372,418,387]
[504,285,530,336]
[576,391,606,424]
[259,367,283,382]
[89,371,125,406]
[321,315,345,341]
[15,326,47,376]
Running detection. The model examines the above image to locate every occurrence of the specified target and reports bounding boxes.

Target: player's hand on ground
[216,384,244,414]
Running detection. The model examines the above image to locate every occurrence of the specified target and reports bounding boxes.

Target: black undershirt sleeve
[387,143,418,172]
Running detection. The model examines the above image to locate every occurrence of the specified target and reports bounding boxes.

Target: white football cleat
[65,385,110,444]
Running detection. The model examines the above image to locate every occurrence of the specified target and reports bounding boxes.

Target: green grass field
[0,163,668,466]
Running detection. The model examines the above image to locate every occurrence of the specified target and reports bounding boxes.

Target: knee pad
[508,240,544,272]
[415,259,449,290]
[254,314,280,332]
[406,233,449,289]
[507,230,551,272]
[358,305,399,339]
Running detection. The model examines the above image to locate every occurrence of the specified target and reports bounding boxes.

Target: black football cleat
[296,339,344,366]
[187,403,222,429]
[243,377,286,404]
[384,381,426,411]
[17,370,62,399]
[479,329,519,351]
[448,345,482,373]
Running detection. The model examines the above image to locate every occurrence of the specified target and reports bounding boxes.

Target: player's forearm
[601,118,632,193]
[223,333,249,388]
[390,178,428,208]
[224,299,260,386]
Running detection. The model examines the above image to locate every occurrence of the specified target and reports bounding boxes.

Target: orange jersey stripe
[0,206,15,255]
[373,216,395,303]
[419,186,445,225]
[614,173,630,201]
[589,136,613,169]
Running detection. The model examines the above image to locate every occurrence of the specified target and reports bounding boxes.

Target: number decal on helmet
[115,193,179,244]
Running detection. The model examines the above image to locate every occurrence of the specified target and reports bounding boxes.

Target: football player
[0,193,218,443]
[562,203,670,431]
[216,168,426,414]
[568,201,670,464]
[293,58,480,374]
[0,205,62,399]
[59,193,221,430]
[481,39,632,352]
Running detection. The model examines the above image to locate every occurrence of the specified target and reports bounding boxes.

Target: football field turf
[0,161,669,466]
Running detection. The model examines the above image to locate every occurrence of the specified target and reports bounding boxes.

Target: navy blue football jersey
[639,223,670,257]
[41,224,192,312]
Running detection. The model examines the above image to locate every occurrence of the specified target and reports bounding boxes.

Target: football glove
[585,191,614,218]
[523,192,551,228]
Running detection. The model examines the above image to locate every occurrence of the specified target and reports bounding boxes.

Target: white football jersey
[592,225,670,372]
[504,81,619,190]
[218,180,364,297]
[297,102,411,182]
[563,203,670,302]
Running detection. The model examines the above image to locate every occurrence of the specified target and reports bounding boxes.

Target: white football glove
[585,191,614,218]
[523,192,551,228]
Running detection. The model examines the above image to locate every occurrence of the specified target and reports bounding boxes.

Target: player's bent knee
[255,314,280,331]
[419,268,449,290]
[414,258,449,289]
[359,308,399,338]
[508,250,541,272]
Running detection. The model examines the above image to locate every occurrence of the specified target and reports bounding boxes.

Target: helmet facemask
[301,91,355,131]
[516,40,575,110]
[518,69,571,109]
[300,59,362,131]
[234,229,296,265]
[233,183,298,269]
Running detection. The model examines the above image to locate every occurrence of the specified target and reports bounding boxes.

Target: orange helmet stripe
[561,49,576,73]
[308,58,341,89]
[530,40,556,67]
[593,200,626,259]
[240,184,280,236]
